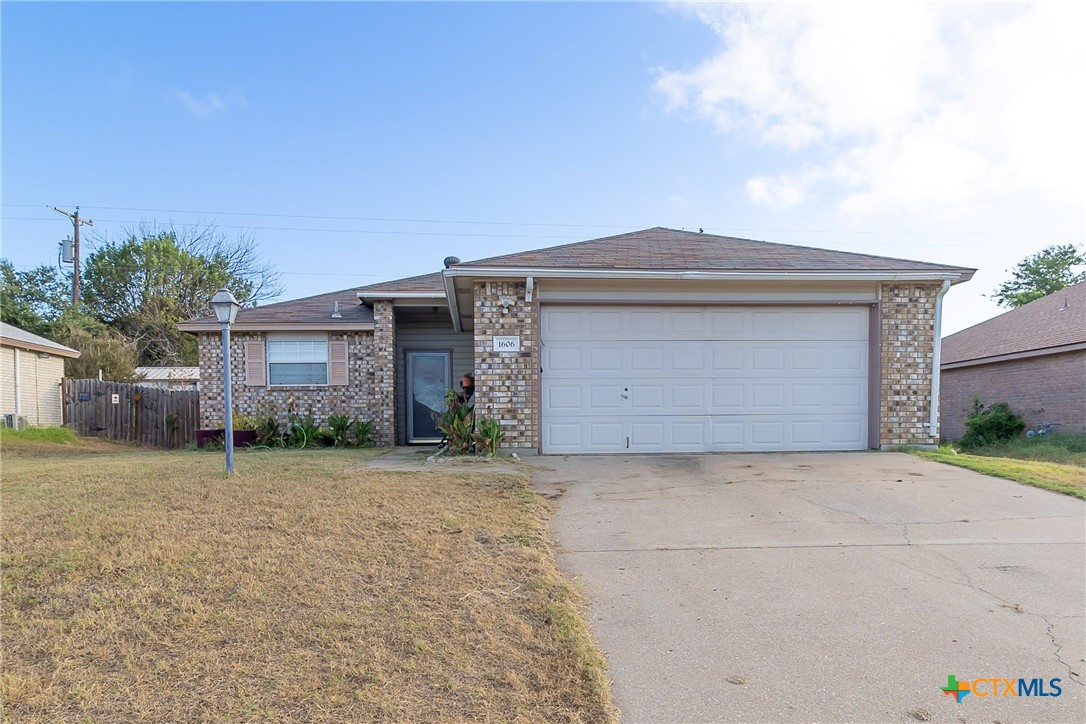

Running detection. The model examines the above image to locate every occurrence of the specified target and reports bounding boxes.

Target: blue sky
[3,2,1083,334]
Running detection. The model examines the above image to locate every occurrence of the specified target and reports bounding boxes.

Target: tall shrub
[960,397,1025,449]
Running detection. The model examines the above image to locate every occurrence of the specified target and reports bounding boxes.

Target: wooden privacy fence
[63,379,200,449]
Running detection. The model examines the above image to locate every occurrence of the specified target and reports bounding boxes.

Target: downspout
[929,280,952,439]
[13,348,21,415]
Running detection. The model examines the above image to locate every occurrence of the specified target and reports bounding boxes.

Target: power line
[0,202,1047,239]
[1,215,999,248]
[3,261,403,278]
[3,217,585,240]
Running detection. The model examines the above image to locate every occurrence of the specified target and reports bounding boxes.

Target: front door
[406,351,451,443]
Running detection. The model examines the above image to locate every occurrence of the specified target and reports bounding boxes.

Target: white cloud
[655,3,1085,216]
[173,89,248,117]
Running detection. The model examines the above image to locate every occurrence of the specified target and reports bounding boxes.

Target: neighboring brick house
[1,322,81,427]
[180,227,974,452]
[940,282,1086,440]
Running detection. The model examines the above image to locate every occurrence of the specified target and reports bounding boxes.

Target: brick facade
[371,301,397,446]
[192,281,951,451]
[940,350,1086,440]
[473,281,540,449]
[880,282,941,448]
[197,330,376,431]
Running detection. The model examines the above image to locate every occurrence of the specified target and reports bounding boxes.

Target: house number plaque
[493,336,521,352]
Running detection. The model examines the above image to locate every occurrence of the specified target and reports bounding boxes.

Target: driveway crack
[895,546,1084,687]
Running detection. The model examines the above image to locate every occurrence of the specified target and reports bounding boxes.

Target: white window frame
[266,332,329,387]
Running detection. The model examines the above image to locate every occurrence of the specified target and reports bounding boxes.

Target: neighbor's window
[267,334,328,385]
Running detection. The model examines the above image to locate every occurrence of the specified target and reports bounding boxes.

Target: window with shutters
[267,333,329,386]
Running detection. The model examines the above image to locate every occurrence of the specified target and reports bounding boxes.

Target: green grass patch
[912,446,1085,499]
[0,426,79,444]
[961,433,1086,466]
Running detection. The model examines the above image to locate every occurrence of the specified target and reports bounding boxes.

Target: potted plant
[195,410,259,449]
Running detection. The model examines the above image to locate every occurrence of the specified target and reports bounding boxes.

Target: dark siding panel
[394,310,474,444]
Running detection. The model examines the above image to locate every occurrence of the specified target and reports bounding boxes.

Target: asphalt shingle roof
[942,281,1086,365]
[181,227,975,327]
[456,227,974,273]
[180,288,375,328]
[0,322,81,357]
[355,271,445,294]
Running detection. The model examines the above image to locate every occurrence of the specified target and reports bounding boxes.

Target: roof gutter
[929,280,952,439]
[177,322,376,332]
[1,338,81,359]
[941,341,1086,370]
[355,291,447,300]
[442,273,462,333]
[445,267,968,283]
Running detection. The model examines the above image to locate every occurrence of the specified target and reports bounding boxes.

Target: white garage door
[541,306,869,453]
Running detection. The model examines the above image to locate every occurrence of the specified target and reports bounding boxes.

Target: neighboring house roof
[177,288,376,332]
[456,227,974,275]
[0,322,81,358]
[942,281,1086,367]
[135,366,200,381]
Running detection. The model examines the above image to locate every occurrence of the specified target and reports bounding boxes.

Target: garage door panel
[588,347,623,371]
[713,384,745,409]
[588,385,623,409]
[541,306,870,453]
[544,346,582,372]
[628,384,664,409]
[546,385,582,409]
[630,348,664,371]
[589,422,624,448]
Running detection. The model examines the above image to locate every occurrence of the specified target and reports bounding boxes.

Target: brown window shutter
[329,340,349,385]
[244,340,266,386]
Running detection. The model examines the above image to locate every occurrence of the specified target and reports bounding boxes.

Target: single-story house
[1,322,81,427]
[940,281,1085,440]
[134,366,200,390]
[179,227,975,453]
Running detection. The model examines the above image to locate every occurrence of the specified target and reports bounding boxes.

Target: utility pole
[53,206,93,305]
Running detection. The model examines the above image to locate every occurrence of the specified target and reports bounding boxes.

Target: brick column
[372,301,397,446]
[880,282,940,448]
[473,281,539,449]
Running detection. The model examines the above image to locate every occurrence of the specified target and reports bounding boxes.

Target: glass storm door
[407,351,451,443]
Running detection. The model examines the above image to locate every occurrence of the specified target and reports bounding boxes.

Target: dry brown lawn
[1,440,616,722]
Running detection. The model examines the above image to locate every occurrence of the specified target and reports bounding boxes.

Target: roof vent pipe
[443,256,461,269]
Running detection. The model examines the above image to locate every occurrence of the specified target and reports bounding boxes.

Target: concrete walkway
[530,452,1085,723]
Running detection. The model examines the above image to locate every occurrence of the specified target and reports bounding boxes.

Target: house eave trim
[445,267,968,283]
[941,342,1086,370]
[355,291,447,300]
[177,322,376,332]
[0,339,81,359]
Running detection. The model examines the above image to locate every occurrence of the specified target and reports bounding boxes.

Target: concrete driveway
[530,452,1085,723]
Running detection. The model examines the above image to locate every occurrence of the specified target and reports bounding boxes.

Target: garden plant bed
[1,440,616,722]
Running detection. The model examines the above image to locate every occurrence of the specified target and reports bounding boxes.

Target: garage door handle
[621,387,629,399]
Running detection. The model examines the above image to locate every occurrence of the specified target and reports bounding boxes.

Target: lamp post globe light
[211,288,241,475]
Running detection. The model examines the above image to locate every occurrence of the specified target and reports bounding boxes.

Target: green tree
[0,260,70,335]
[992,244,1086,308]
[82,223,282,365]
[49,309,141,382]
